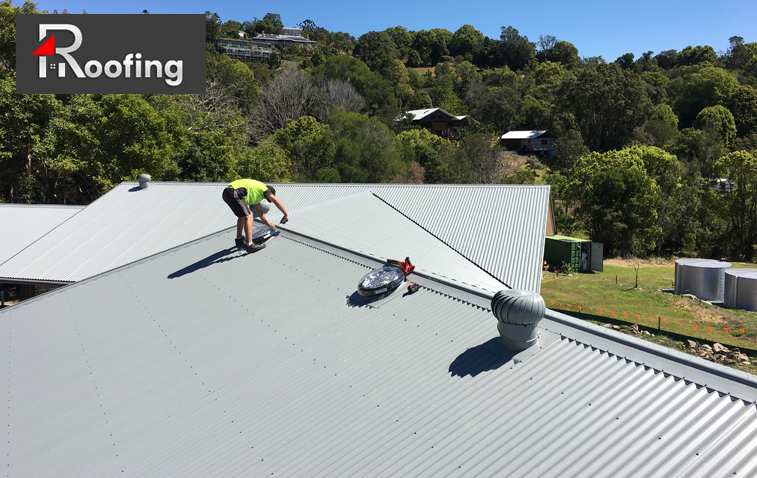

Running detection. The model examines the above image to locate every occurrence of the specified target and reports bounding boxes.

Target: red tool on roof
[387,257,420,293]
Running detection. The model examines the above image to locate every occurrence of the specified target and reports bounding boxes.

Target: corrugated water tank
[724,269,757,312]
[674,259,731,301]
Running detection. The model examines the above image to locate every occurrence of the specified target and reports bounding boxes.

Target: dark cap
[265,186,276,201]
[236,187,248,199]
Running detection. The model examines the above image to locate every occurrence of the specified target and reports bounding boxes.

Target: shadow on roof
[449,337,515,377]
[167,246,246,279]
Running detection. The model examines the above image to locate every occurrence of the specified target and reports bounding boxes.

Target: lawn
[540,258,757,357]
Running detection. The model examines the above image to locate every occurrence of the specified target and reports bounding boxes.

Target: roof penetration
[0,204,84,265]
[2,229,757,477]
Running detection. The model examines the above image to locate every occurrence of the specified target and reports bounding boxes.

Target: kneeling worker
[222,179,289,252]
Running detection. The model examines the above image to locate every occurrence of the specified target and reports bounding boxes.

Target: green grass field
[540,259,757,357]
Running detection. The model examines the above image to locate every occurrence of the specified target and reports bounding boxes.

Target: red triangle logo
[33,35,55,56]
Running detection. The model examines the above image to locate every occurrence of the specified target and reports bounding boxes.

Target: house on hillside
[253,27,317,47]
[215,38,274,63]
[402,108,473,139]
[500,130,557,154]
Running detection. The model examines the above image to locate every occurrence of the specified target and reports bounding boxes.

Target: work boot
[245,243,266,253]
[235,237,245,248]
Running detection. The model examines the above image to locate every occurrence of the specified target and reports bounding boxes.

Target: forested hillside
[1,3,756,260]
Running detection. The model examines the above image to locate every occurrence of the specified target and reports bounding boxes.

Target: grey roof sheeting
[0,183,551,293]
[275,183,551,292]
[0,204,84,265]
[0,182,233,283]
[3,227,757,477]
[285,192,505,293]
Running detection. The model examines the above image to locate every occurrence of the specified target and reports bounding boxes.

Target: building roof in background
[0,183,552,292]
[0,204,84,265]
[500,130,556,140]
[3,226,756,477]
[403,108,459,122]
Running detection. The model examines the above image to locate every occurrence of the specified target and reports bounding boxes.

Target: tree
[558,63,652,151]
[637,103,679,147]
[654,50,678,70]
[271,116,335,179]
[567,149,662,257]
[205,11,222,42]
[459,133,501,183]
[693,105,736,149]
[615,52,635,70]
[665,127,724,178]
[678,45,717,66]
[406,50,422,68]
[715,151,757,260]
[449,25,484,59]
[728,85,757,138]
[384,26,412,58]
[329,111,403,183]
[353,31,399,73]
[237,143,292,182]
[671,66,740,128]
[536,41,579,67]
[473,86,521,134]
[498,26,535,71]
[318,56,397,114]
[1,0,40,72]
[251,65,314,140]
[553,129,588,172]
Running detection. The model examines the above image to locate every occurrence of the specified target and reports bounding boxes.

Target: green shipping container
[544,235,603,272]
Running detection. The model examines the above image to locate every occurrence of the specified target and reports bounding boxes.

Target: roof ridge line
[369,192,511,289]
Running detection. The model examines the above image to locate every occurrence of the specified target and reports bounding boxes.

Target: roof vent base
[497,321,539,351]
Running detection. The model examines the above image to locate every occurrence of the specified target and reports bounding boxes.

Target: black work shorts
[222,187,252,218]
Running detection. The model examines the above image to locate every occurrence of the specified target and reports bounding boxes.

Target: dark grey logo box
[16,14,206,94]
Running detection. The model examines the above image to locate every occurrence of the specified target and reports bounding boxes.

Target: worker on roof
[223,179,289,252]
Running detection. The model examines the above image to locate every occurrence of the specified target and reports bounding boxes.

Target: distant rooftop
[500,130,556,140]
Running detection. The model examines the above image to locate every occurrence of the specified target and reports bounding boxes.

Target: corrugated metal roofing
[501,130,549,140]
[274,184,550,292]
[0,183,550,293]
[287,192,505,293]
[2,229,757,477]
[0,182,233,283]
[0,204,84,265]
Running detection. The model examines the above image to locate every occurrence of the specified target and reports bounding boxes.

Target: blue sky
[33,0,757,62]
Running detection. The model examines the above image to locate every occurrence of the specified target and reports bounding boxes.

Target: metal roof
[0,182,235,284]
[402,108,465,122]
[3,228,757,477]
[500,130,551,140]
[286,192,505,293]
[0,204,84,265]
[274,183,551,292]
[0,183,551,293]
